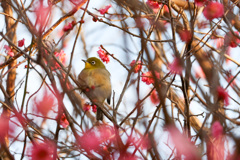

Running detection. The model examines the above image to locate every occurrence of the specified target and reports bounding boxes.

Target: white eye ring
[91,61,96,65]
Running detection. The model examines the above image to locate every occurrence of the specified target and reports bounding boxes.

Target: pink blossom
[207,121,225,160]
[34,88,56,116]
[92,105,97,113]
[83,103,97,112]
[179,29,192,42]
[60,113,69,128]
[211,121,223,138]
[18,38,25,47]
[203,2,224,21]
[224,31,240,48]
[150,89,160,105]
[130,60,142,73]
[214,38,224,49]
[167,126,199,160]
[217,86,229,106]
[99,4,111,15]
[30,141,56,160]
[146,0,160,9]
[83,103,91,112]
[168,57,183,75]
[163,5,169,13]
[195,67,205,79]
[146,0,160,13]
[78,125,115,153]
[63,21,75,32]
[97,47,110,63]
[4,45,14,57]
[54,50,66,64]
[142,71,160,85]
[8,51,14,57]
[4,45,11,52]
[195,0,207,6]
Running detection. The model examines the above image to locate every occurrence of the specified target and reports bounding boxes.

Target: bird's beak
[82,59,91,68]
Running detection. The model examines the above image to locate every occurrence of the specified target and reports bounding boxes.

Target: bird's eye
[91,61,96,65]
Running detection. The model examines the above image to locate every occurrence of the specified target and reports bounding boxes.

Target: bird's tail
[97,107,103,121]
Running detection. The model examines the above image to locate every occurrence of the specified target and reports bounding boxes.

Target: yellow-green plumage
[78,57,111,120]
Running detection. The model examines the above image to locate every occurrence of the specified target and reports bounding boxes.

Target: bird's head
[82,57,106,69]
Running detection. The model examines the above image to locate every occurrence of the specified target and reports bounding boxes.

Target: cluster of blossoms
[137,57,183,105]
[202,2,224,20]
[4,45,14,57]
[83,103,97,113]
[130,60,142,73]
[195,1,239,49]
[141,71,160,85]
[146,0,160,9]
[77,124,149,159]
[54,50,66,65]
[129,60,160,105]
[146,0,168,13]
[49,50,67,70]
[4,38,24,57]
[78,124,115,154]
[195,0,224,21]
[97,47,110,63]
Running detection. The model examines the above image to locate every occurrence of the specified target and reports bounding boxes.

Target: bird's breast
[78,68,111,102]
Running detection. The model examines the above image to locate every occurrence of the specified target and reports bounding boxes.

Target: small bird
[78,57,111,120]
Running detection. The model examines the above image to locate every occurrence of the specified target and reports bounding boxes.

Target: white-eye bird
[78,57,111,120]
